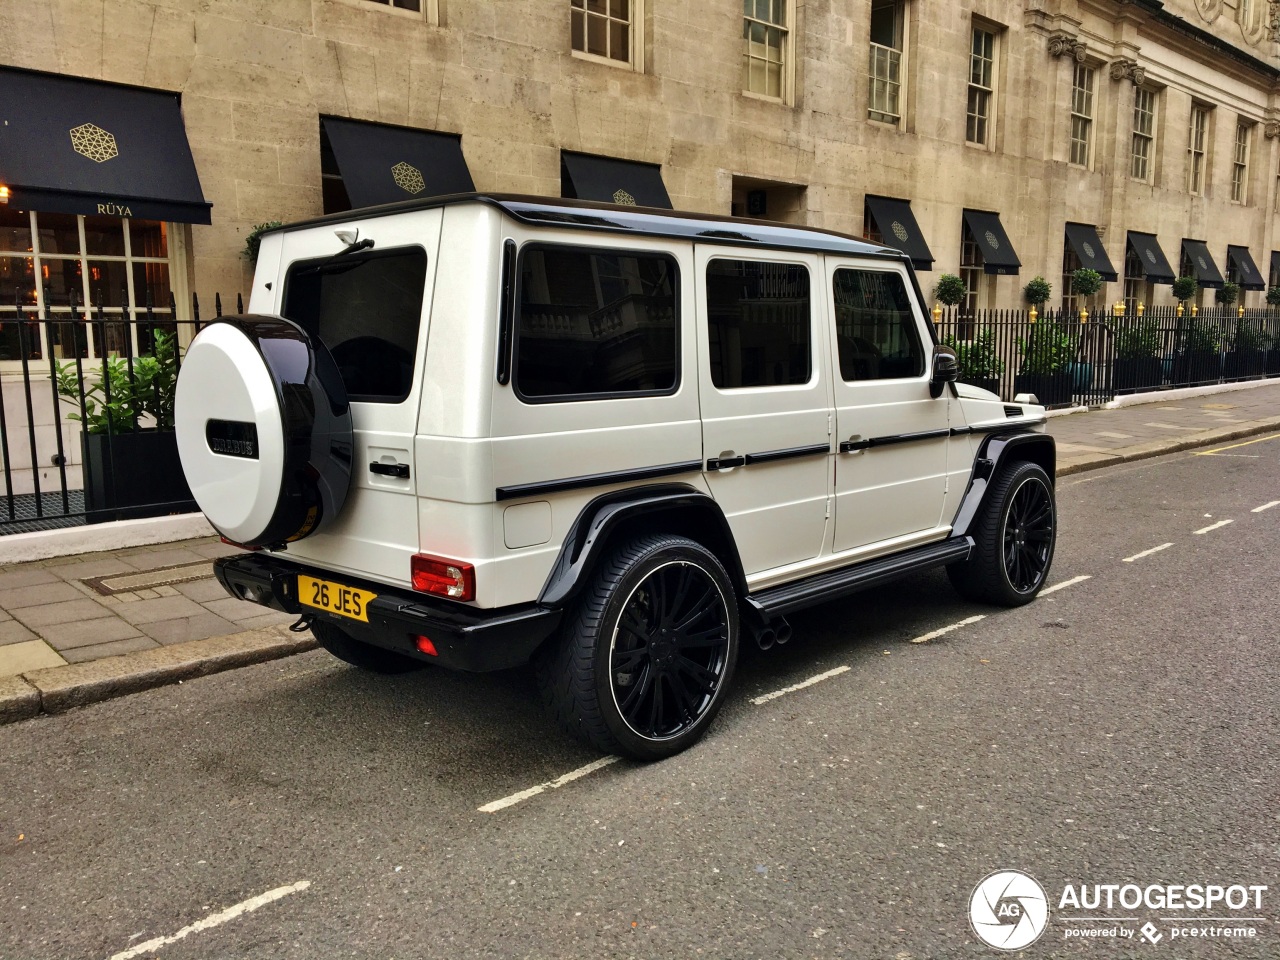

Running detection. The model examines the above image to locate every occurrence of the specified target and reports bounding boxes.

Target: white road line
[910,615,985,644]
[1039,575,1092,596]
[751,666,851,706]
[1194,519,1234,535]
[107,881,311,960]
[1253,501,1280,514]
[1122,543,1174,563]
[478,756,619,813]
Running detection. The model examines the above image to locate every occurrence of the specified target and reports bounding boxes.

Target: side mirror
[930,343,959,398]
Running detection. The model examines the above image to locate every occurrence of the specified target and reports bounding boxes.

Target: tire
[536,534,740,761]
[311,620,425,674]
[948,460,1057,607]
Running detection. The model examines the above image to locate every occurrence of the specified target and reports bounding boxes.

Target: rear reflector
[410,554,475,602]
[219,536,261,551]
[415,636,439,657]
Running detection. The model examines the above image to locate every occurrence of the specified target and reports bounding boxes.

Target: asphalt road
[2,435,1279,960]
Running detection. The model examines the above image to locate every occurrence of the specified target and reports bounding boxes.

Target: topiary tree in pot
[1023,276,1052,311]
[1215,281,1240,308]
[1071,268,1103,316]
[1266,286,1280,309]
[935,274,966,308]
[1172,275,1199,304]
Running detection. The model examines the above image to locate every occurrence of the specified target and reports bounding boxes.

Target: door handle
[839,437,870,454]
[706,455,746,471]
[369,461,410,479]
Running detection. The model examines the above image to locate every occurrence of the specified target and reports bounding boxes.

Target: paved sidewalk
[0,379,1277,721]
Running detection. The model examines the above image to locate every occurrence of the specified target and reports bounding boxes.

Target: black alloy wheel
[1002,473,1055,593]
[609,560,732,742]
[947,460,1057,607]
[537,534,740,760]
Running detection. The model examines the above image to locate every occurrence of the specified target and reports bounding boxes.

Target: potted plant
[1112,319,1163,393]
[244,221,283,264]
[1172,275,1199,305]
[1215,281,1240,308]
[1015,321,1077,406]
[1071,268,1103,315]
[1267,286,1280,310]
[55,329,195,522]
[1023,276,1052,310]
[1173,319,1221,386]
[1224,319,1266,380]
[934,274,966,310]
[1266,329,1280,377]
[943,327,1005,395]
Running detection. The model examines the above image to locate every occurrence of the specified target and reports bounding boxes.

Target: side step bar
[748,537,974,618]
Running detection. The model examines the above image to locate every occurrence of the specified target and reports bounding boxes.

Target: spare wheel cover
[175,315,353,547]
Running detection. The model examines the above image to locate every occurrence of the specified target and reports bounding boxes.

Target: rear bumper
[214,553,562,672]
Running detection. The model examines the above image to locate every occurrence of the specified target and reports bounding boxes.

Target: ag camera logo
[970,870,1050,950]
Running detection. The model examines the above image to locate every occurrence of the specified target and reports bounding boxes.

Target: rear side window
[283,247,427,402]
[515,245,678,401]
[832,268,925,381]
[706,259,811,388]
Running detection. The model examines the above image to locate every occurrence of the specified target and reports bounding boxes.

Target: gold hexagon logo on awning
[391,161,426,195]
[70,123,118,163]
[613,188,637,205]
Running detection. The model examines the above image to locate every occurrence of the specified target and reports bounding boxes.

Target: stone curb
[0,625,316,724]
[1056,416,1280,477]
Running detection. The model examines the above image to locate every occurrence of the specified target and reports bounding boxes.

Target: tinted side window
[515,246,678,400]
[832,269,925,381]
[706,260,811,388]
[283,247,427,402]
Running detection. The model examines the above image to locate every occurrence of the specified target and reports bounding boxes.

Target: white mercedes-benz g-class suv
[175,194,1056,760]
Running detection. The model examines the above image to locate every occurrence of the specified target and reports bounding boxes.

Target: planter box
[82,429,196,523]
[1223,349,1266,381]
[1013,372,1073,407]
[1113,357,1163,394]
[1172,350,1220,388]
[959,376,1000,397]
[1266,349,1280,377]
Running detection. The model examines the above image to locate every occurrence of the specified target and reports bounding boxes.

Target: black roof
[267,192,905,262]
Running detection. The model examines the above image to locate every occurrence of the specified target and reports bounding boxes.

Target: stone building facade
[2,0,1279,323]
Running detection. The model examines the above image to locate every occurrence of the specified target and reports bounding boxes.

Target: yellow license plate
[298,574,376,623]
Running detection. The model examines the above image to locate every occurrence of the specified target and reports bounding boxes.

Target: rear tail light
[411,554,475,602]
[415,636,439,657]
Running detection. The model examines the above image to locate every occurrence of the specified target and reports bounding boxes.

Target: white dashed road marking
[1039,575,1092,596]
[107,881,311,960]
[478,756,619,813]
[1253,501,1280,513]
[1122,543,1174,563]
[1194,519,1233,535]
[751,666,851,705]
[910,615,985,644]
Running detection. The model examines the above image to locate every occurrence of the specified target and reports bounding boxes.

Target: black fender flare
[537,484,748,609]
[950,432,1056,539]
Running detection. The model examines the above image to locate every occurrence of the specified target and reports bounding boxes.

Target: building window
[959,228,983,326]
[0,209,180,363]
[1069,63,1095,167]
[868,0,904,124]
[353,0,438,18]
[572,0,638,67]
[742,0,789,100]
[1061,244,1082,315]
[1231,120,1251,203]
[1131,87,1156,182]
[1123,246,1150,317]
[1178,250,1206,308]
[967,26,995,146]
[1188,104,1209,195]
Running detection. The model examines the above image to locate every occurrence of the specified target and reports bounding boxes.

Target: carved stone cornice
[1270,2,1280,42]
[1265,120,1280,139]
[1047,32,1087,62]
[1110,58,1146,85]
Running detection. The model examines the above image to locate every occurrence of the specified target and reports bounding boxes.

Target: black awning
[1181,239,1225,289]
[321,117,474,209]
[561,151,672,208]
[962,209,1021,275]
[1064,222,1117,282]
[0,67,210,223]
[1226,245,1265,290]
[1126,232,1175,284]
[865,196,934,270]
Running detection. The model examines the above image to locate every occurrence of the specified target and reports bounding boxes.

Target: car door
[695,246,832,577]
[264,211,442,587]
[828,260,950,554]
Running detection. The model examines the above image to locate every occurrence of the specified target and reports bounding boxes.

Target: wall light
[0,185,10,204]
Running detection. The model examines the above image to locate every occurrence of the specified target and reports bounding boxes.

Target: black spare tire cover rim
[175,315,353,547]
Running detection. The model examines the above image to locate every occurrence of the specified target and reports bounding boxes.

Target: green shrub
[942,328,1006,379]
[1182,320,1220,354]
[1232,321,1267,352]
[1172,275,1199,303]
[243,221,283,263]
[934,274,967,307]
[1018,323,1077,375]
[1071,268,1103,299]
[1023,276,1052,307]
[54,329,180,434]
[1215,281,1240,306]
[1114,320,1160,360]
[1266,286,1280,307]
